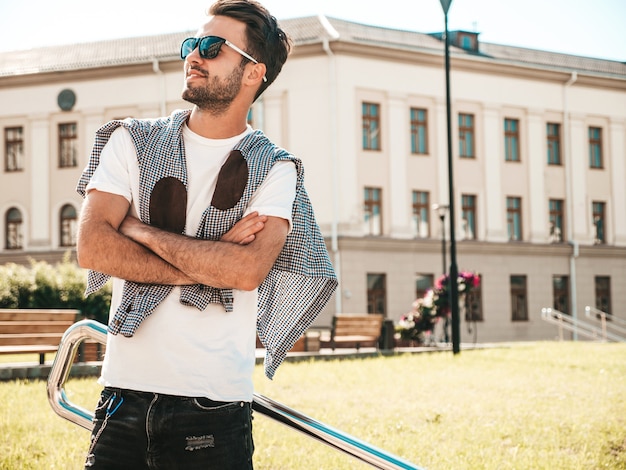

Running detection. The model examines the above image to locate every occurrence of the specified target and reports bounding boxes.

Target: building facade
[1,16,625,342]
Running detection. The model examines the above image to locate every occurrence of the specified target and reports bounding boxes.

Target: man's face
[182,60,245,114]
[182,15,249,114]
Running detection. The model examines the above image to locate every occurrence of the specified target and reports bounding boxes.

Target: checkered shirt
[76,109,337,378]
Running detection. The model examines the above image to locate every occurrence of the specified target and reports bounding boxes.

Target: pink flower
[435,274,449,290]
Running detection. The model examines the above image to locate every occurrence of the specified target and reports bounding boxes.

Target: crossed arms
[77,189,289,291]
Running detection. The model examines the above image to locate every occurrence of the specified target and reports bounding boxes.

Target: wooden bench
[330,314,384,350]
[0,309,80,364]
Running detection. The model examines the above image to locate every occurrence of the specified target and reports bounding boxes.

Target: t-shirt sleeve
[85,127,137,203]
[245,160,297,233]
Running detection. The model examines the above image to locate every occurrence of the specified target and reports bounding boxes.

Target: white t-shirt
[85,124,296,401]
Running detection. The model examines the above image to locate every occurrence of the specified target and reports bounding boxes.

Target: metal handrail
[47,320,422,470]
[541,308,626,342]
[584,306,626,339]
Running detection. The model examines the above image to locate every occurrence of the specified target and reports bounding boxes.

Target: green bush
[0,263,33,308]
[0,253,111,323]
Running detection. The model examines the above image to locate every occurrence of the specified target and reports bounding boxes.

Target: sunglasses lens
[199,37,224,59]
[180,37,225,60]
[181,38,197,59]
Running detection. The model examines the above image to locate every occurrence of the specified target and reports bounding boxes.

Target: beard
[182,62,245,115]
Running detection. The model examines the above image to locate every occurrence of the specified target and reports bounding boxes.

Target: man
[76,1,337,468]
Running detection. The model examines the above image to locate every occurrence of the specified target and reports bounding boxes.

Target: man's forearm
[95,234,196,285]
[81,232,196,285]
[121,219,255,289]
[77,208,195,285]
[120,215,287,290]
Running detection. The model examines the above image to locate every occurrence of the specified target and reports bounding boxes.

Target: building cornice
[293,41,626,92]
[337,237,626,258]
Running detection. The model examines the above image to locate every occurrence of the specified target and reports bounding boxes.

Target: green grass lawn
[1,342,625,469]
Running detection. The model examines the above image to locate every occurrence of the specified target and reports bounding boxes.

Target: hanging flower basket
[396,271,480,344]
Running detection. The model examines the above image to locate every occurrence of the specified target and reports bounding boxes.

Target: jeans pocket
[94,387,119,420]
[191,397,243,413]
[94,388,117,418]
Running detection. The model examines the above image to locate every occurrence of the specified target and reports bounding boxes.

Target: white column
[29,116,50,249]
[83,109,106,165]
[569,114,590,242]
[387,93,410,238]
[527,109,547,242]
[482,105,506,242]
[260,90,286,147]
[337,82,361,237]
[609,118,626,245]
[435,100,449,207]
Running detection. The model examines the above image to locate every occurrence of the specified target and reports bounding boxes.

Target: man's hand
[220,212,267,245]
[119,211,267,246]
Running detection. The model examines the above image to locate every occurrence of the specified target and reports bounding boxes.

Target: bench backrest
[0,309,80,346]
[332,314,384,338]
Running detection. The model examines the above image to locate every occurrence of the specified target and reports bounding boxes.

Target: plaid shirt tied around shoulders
[76,109,337,378]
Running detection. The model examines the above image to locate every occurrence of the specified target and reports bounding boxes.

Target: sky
[0,0,624,61]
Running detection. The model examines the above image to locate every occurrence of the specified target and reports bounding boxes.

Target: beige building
[1,16,625,342]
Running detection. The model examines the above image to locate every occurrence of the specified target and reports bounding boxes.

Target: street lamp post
[438,0,461,354]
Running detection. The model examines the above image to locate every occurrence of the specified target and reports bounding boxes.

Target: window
[410,108,428,154]
[549,199,565,243]
[510,275,528,321]
[364,187,382,236]
[507,197,522,241]
[595,276,611,315]
[553,275,570,315]
[592,201,606,244]
[547,123,561,165]
[458,113,475,158]
[5,127,24,172]
[461,194,476,240]
[5,208,23,250]
[504,118,520,162]
[362,102,381,151]
[589,127,603,169]
[59,122,78,168]
[60,204,78,247]
[415,274,434,300]
[367,273,387,315]
[460,34,475,50]
[412,191,430,238]
[454,32,478,52]
[465,275,483,322]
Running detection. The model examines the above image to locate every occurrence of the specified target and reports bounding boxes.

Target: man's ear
[246,63,266,85]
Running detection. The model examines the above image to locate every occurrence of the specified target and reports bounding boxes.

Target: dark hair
[209,0,292,100]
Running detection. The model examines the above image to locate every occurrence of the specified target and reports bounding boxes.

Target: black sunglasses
[181,35,267,82]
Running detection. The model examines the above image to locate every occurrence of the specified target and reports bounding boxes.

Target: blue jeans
[85,387,254,469]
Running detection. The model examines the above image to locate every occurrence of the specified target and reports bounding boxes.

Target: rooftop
[0,16,624,79]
